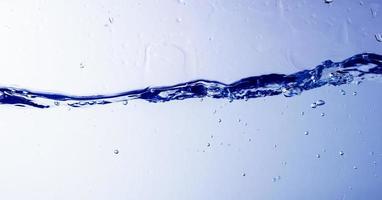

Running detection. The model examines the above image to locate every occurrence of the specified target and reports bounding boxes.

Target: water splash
[1,53,381,108]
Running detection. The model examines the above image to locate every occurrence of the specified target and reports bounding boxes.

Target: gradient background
[0,0,381,199]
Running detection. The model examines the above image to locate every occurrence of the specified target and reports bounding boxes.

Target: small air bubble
[324,0,333,4]
[316,154,321,158]
[54,101,60,106]
[352,91,357,96]
[353,166,358,170]
[207,143,211,147]
[321,113,325,117]
[218,119,222,123]
[339,151,344,156]
[242,173,246,177]
[123,100,128,105]
[310,102,317,109]
[176,18,182,23]
[304,131,309,135]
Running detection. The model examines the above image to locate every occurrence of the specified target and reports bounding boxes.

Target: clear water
[1,53,381,108]
[0,0,382,200]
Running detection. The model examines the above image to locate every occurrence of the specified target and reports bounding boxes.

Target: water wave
[1,53,381,108]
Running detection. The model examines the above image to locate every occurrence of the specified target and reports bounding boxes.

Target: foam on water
[0,53,381,108]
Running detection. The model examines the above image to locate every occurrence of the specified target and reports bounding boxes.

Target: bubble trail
[0,53,381,108]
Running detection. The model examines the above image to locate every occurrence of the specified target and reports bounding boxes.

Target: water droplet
[108,17,114,24]
[316,154,321,158]
[114,149,119,154]
[371,8,378,18]
[177,0,186,5]
[375,33,382,42]
[316,100,325,106]
[79,62,85,69]
[340,89,346,95]
[339,151,344,156]
[304,131,309,135]
[324,0,333,4]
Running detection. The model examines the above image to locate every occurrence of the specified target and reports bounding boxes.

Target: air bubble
[316,154,321,158]
[321,113,325,117]
[311,103,317,108]
[324,0,333,4]
[339,151,344,156]
[304,131,309,135]
[123,100,128,105]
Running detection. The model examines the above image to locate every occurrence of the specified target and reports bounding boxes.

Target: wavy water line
[0,53,381,108]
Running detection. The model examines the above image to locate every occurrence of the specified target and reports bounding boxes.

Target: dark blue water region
[0,53,381,108]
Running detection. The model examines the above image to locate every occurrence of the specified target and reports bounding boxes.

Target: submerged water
[1,53,381,108]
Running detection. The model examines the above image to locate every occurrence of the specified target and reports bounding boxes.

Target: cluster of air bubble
[0,53,381,108]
